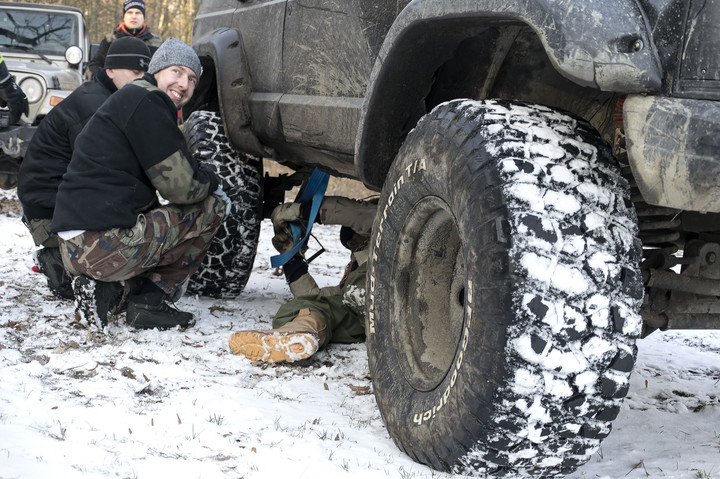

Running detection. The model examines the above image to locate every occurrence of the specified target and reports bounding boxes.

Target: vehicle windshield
[0,8,78,55]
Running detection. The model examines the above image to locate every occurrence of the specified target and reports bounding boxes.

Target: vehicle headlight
[65,46,83,65]
[19,77,44,104]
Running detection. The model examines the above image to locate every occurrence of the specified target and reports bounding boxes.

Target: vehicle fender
[191,27,267,157]
[624,94,720,213]
[356,0,663,188]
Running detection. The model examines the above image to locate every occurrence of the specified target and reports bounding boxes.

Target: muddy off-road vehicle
[185,0,720,476]
[0,2,90,189]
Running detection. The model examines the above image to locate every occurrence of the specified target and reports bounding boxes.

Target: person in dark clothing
[86,0,162,79]
[0,55,29,189]
[51,38,229,331]
[18,37,152,300]
[0,56,29,125]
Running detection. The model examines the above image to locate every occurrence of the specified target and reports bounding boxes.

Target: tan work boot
[229,308,327,362]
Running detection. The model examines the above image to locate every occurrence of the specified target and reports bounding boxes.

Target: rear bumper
[624,95,720,213]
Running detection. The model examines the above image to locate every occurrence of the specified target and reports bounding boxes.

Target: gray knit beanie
[148,38,202,79]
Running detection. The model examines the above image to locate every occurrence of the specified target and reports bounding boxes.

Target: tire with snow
[183,110,263,297]
[366,99,644,477]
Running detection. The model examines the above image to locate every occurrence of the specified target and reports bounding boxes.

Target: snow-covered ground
[1,187,719,479]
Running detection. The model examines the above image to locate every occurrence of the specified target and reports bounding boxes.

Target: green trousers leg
[273,263,367,347]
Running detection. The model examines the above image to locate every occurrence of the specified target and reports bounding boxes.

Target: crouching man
[229,196,377,362]
[18,37,152,300]
[51,38,230,330]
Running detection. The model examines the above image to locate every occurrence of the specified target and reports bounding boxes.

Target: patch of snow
[1,187,719,479]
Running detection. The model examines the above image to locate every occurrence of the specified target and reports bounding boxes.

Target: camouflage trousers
[22,217,60,248]
[273,261,367,347]
[59,195,225,295]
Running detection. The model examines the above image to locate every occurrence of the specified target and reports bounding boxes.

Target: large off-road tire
[183,110,263,297]
[366,99,644,477]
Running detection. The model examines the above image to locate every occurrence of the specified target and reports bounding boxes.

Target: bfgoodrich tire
[183,110,263,297]
[366,99,643,477]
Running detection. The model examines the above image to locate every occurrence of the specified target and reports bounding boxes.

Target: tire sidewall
[367,107,506,459]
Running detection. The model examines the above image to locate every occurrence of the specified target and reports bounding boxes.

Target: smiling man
[50,38,229,331]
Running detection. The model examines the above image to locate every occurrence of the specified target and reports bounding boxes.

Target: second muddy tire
[366,99,644,477]
[183,110,263,298]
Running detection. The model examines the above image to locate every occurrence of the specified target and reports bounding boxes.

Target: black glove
[283,254,308,284]
[0,76,29,125]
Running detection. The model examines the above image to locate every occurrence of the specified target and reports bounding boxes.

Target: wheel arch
[187,27,268,158]
[356,0,663,189]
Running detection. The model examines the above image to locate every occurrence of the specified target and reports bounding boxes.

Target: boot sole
[229,331,319,362]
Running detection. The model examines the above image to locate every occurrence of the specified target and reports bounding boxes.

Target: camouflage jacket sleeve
[127,87,219,204]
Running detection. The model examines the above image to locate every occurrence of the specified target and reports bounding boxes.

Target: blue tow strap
[270,168,329,268]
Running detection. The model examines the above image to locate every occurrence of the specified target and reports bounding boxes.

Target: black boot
[126,281,194,330]
[35,247,74,300]
[72,276,124,328]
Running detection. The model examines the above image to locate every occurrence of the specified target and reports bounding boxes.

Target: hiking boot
[125,285,195,330]
[35,247,74,300]
[229,308,326,362]
[72,276,124,328]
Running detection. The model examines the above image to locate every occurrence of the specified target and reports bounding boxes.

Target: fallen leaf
[348,384,371,395]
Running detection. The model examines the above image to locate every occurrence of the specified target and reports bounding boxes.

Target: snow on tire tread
[451,100,642,477]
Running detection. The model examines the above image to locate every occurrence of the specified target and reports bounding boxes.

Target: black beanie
[123,0,145,15]
[104,36,151,71]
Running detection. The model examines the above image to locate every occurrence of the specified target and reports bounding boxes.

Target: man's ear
[105,68,115,79]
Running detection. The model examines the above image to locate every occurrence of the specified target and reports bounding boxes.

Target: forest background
[19,0,198,45]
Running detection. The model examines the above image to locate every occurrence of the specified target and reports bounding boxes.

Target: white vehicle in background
[0,1,90,189]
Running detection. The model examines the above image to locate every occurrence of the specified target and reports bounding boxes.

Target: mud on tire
[183,110,263,297]
[366,99,643,477]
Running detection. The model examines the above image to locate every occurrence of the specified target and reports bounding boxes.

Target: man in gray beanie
[51,38,229,331]
[147,38,203,108]
[18,37,151,300]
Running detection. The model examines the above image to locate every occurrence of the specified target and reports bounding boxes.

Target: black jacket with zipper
[18,69,118,221]
[51,74,219,232]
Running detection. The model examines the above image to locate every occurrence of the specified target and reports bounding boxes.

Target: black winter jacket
[87,24,162,77]
[18,69,118,221]
[51,75,219,233]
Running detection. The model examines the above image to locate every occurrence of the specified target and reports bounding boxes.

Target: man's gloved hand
[213,185,232,216]
[271,202,303,254]
[0,76,29,125]
[271,202,303,229]
[271,226,294,254]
